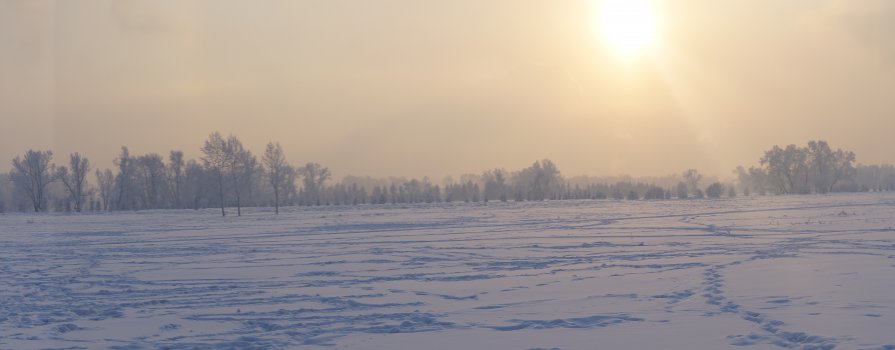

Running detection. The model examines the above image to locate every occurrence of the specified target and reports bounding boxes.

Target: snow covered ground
[2,193,895,350]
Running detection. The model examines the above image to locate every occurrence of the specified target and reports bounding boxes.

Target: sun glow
[596,0,660,58]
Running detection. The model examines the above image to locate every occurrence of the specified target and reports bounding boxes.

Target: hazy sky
[2,0,894,180]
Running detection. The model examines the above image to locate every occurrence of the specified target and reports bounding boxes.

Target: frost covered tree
[114,147,136,210]
[760,145,788,193]
[134,154,167,209]
[482,169,509,202]
[263,142,291,214]
[184,160,212,210]
[705,182,723,199]
[514,159,562,201]
[95,169,115,211]
[682,169,702,197]
[168,151,185,209]
[807,140,834,193]
[224,135,256,216]
[643,186,665,200]
[0,174,6,213]
[828,148,856,192]
[749,141,855,195]
[10,150,54,212]
[201,132,229,216]
[675,181,689,199]
[55,153,91,212]
[804,140,854,193]
[735,166,769,196]
[761,145,809,194]
[855,164,895,192]
[298,162,330,206]
[282,164,299,206]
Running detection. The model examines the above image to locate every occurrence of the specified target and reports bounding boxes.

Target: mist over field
[3,0,895,179]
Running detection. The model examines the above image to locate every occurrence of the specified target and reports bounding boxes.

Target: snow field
[1,193,894,349]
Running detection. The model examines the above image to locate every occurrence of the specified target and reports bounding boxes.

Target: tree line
[734,140,895,195]
[2,136,894,214]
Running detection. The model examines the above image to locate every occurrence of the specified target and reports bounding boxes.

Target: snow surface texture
[1,193,894,349]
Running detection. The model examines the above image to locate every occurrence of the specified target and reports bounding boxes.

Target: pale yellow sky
[1,0,894,179]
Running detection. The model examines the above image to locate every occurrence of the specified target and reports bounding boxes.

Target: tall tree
[114,147,134,210]
[134,154,167,209]
[56,153,91,212]
[224,135,255,216]
[747,141,856,195]
[829,148,856,192]
[168,150,185,209]
[483,168,509,201]
[263,142,291,214]
[705,182,723,199]
[682,169,702,196]
[513,160,562,201]
[95,168,115,211]
[298,162,330,206]
[761,144,810,194]
[183,160,209,210]
[10,150,54,212]
[785,144,810,193]
[675,181,689,199]
[760,145,787,194]
[807,140,834,193]
[201,132,229,216]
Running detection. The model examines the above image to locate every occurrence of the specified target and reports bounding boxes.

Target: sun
[595,0,660,58]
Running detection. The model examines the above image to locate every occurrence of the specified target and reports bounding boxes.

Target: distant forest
[2,134,894,215]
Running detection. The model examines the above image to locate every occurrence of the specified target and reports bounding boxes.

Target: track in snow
[1,193,894,349]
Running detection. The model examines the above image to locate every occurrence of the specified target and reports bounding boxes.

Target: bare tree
[682,169,702,196]
[184,160,209,210]
[829,148,856,192]
[201,132,229,216]
[134,154,167,209]
[705,182,723,199]
[775,144,810,194]
[790,145,811,193]
[168,150,185,209]
[807,140,834,193]
[224,135,255,216]
[95,168,115,211]
[804,140,855,193]
[10,150,54,212]
[56,153,91,212]
[735,165,769,196]
[743,140,856,195]
[298,162,330,206]
[513,159,562,201]
[482,168,509,202]
[114,147,135,210]
[675,181,689,199]
[283,163,299,205]
[263,142,291,214]
[200,133,256,216]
